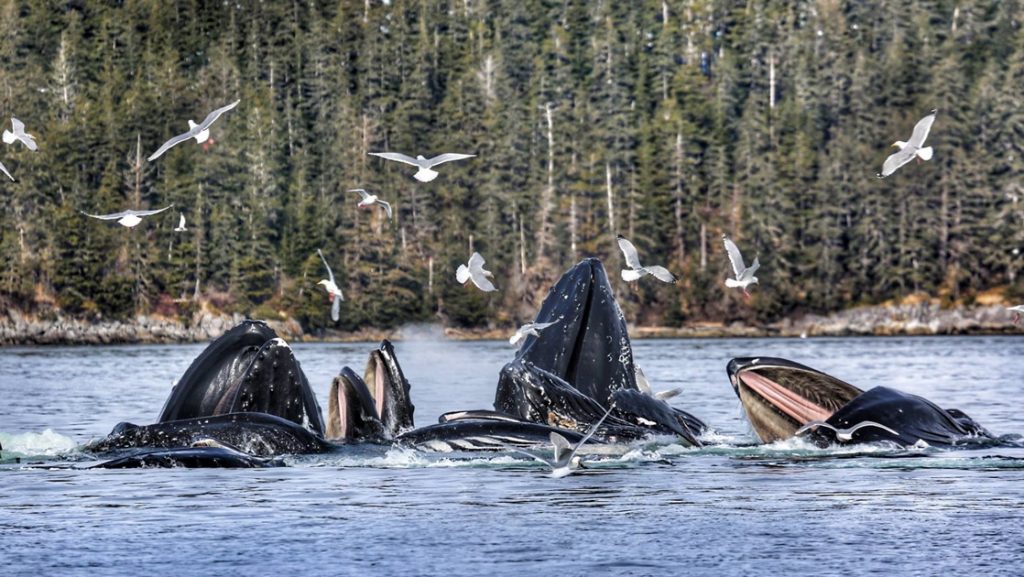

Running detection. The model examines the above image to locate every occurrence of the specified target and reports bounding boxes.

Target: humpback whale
[87,321,330,465]
[727,357,993,446]
[493,258,706,445]
[158,321,324,434]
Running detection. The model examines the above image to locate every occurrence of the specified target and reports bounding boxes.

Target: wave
[0,429,79,461]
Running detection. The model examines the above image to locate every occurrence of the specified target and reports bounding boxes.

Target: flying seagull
[316,248,344,322]
[509,319,560,346]
[635,366,682,401]
[456,252,497,292]
[350,188,393,219]
[2,118,37,151]
[174,213,187,232]
[368,152,475,183]
[795,420,900,443]
[1008,305,1024,324]
[80,205,174,228]
[877,109,936,178]
[148,100,241,161]
[514,407,613,479]
[722,235,759,298]
[0,160,14,182]
[616,235,676,283]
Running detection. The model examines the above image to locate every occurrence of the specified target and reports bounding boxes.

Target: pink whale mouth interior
[739,370,832,425]
[336,381,349,439]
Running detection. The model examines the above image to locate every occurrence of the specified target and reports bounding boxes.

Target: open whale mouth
[727,357,863,443]
[325,340,415,443]
[157,321,324,435]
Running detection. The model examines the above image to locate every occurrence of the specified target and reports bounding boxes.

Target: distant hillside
[1,0,1022,332]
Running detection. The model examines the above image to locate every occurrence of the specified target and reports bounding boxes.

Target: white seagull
[0,160,14,182]
[456,252,497,292]
[514,407,612,479]
[635,366,682,400]
[148,100,241,161]
[795,420,900,443]
[616,235,676,283]
[2,118,38,151]
[509,319,560,346]
[878,109,936,178]
[174,213,187,232]
[316,248,344,322]
[80,205,174,228]
[368,152,475,183]
[350,188,393,219]
[1008,305,1024,324]
[722,235,759,298]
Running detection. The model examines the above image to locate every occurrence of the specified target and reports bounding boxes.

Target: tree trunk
[606,162,615,234]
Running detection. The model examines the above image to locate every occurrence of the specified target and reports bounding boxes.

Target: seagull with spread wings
[80,205,174,228]
[2,118,38,151]
[616,235,676,283]
[509,319,560,346]
[878,109,936,178]
[722,235,759,298]
[456,252,497,292]
[795,420,900,443]
[513,407,612,478]
[368,151,475,182]
[350,188,393,219]
[316,249,344,322]
[148,100,240,161]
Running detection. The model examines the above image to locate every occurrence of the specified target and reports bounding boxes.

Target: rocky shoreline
[0,302,1019,346]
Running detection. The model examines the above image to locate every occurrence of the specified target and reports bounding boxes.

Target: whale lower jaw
[397,416,596,452]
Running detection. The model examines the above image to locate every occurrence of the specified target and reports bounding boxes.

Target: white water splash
[0,429,78,458]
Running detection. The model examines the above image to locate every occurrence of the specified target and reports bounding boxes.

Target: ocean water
[1,336,1022,576]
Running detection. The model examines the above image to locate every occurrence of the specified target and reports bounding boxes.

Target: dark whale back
[826,386,992,446]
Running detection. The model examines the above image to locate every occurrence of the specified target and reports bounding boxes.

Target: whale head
[157,321,324,435]
[726,357,863,443]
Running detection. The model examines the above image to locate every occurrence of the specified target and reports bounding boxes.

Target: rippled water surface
[2,336,1023,576]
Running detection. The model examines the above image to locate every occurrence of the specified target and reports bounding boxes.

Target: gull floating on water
[514,407,613,478]
[616,235,676,283]
[635,366,682,400]
[350,188,393,219]
[148,100,240,161]
[722,235,759,298]
[368,152,475,182]
[174,213,187,232]
[878,109,936,178]
[0,160,14,182]
[456,252,497,292]
[316,248,344,322]
[2,118,37,151]
[509,319,560,346]
[795,420,900,442]
[80,205,174,228]
[1008,305,1024,324]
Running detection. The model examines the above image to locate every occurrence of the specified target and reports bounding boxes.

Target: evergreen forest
[1,0,1023,331]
